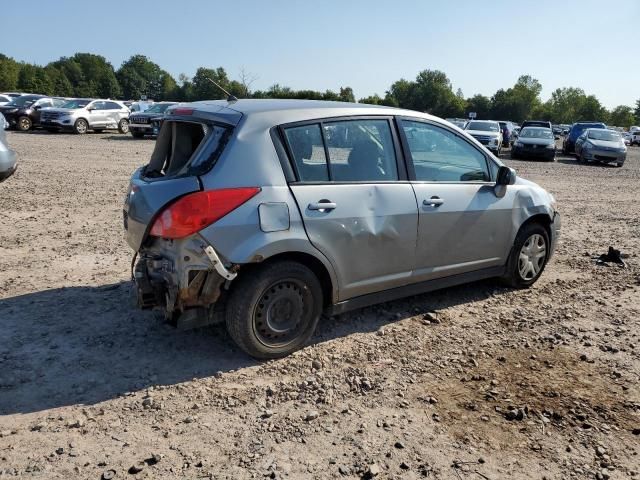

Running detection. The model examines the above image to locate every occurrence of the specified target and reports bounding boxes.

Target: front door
[398,118,514,282]
[283,118,418,300]
[88,101,106,127]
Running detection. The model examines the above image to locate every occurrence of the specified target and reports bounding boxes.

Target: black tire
[131,130,145,138]
[118,118,129,134]
[74,118,88,134]
[501,222,550,289]
[17,116,32,131]
[225,261,323,359]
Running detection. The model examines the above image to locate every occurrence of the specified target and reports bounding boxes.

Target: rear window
[144,121,230,179]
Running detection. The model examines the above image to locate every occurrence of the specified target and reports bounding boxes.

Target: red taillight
[149,187,260,239]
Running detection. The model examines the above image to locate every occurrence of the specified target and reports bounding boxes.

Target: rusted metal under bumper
[133,238,235,330]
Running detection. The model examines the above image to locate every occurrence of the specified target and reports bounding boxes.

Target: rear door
[104,101,124,127]
[398,118,513,282]
[282,117,418,300]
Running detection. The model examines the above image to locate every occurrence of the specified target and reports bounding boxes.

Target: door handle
[423,196,444,207]
[308,201,337,211]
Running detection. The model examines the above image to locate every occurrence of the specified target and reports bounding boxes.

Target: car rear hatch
[123,104,242,251]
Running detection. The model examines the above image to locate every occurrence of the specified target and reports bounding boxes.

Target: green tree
[116,55,176,100]
[16,64,52,94]
[608,105,635,128]
[490,75,543,122]
[358,94,384,105]
[0,54,20,91]
[633,99,640,124]
[338,87,355,103]
[465,94,492,119]
[576,95,608,122]
[191,67,231,100]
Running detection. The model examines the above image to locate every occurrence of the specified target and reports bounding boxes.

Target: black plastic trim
[326,265,505,316]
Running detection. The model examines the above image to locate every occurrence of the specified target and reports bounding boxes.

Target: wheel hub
[254,281,305,345]
[518,233,547,280]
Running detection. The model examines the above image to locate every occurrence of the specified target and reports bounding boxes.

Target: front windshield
[466,121,499,132]
[520,128,553,139]
[6,96,39,108]
[145,103,174,114]
[588,130,621,141]
[61,99,91,109]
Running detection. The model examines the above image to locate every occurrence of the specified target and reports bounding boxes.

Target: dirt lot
[1,130,639,480]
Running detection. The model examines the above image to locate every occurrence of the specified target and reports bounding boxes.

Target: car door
[398,117,514,282]
[282,117,418,301]
[87,101,106,127]
[104,101,123,128]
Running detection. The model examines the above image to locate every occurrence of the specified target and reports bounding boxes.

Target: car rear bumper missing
[133,236,237,328]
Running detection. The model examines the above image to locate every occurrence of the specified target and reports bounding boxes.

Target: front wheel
[502,223,550,288]
[225,261,323,359]
[17,116,32,131]
[74,118,88,134]
[118,119,129,134]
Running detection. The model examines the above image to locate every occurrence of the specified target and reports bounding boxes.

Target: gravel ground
[0,130,639,479]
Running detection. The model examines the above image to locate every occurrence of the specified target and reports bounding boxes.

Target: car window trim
[278,115,407,184]
[396,115,497,184]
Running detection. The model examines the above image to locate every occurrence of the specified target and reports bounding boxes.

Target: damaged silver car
[124,100,560,359]
[0,116,17,182]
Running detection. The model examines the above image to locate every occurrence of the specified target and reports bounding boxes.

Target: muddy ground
[0,130,639,480]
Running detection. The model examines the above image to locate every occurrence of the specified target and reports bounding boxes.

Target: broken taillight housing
[149,188,260,239]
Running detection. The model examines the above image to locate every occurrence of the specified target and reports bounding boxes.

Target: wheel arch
[238,251,335,308]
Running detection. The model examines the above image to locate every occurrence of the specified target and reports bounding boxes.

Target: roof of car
[191,98,397,115]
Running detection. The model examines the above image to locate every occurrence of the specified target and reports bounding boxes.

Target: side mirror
[496,166,516,186]
[33,105,41,110]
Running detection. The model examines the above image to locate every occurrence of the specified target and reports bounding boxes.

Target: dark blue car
[562,122,606,154]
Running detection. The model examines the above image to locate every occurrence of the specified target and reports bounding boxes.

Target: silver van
[124,100,560,358]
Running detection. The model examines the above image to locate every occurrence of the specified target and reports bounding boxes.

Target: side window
[53,99,66,107]
[323,119,398,181]
[105,101,122,110]
[284,124,329,182]
[90,101,105,110]
[401,120,490,182]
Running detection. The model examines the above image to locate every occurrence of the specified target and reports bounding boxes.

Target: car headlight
[583,142,593,149]
[6,108,18,113]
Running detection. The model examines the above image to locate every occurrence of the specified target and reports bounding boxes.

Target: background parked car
[40,99,130,134]
[0,119,17,182]
[574,128,626,167]
[0,94,12,106]
[511,126,556,161]
[0,94,45,129]
[0,96,67,131]
[129,102,177,138]
[464,120,503,154]
[562,121,607,154]
[630,130,640,146]
[498,121,517,147]
[521,120,552,130]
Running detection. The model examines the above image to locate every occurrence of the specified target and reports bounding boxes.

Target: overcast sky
[4,0,638,108]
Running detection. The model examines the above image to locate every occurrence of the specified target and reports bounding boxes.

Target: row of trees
[1,52,639,127]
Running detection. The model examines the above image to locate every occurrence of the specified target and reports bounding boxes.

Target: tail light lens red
[149,187,260,239]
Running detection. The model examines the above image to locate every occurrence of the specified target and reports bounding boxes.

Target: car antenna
[205,76,238,103]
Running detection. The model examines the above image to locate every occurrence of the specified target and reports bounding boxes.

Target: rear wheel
[502,223,550,288]
[17,116,32,131]
[225,261,323,359]
[73,118,88,134]
[118,118,129,134]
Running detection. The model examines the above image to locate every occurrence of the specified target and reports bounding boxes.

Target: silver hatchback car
[124,100,560,358]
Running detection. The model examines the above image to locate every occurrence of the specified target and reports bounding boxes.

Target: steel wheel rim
[518,233,547,280]
[253,278,310,348]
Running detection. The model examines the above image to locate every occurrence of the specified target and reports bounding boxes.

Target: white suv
[40,98,130,134]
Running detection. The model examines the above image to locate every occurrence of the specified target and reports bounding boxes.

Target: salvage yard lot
[1,131,639,479]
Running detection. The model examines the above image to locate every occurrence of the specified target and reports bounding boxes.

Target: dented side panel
[289,183,419,301]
